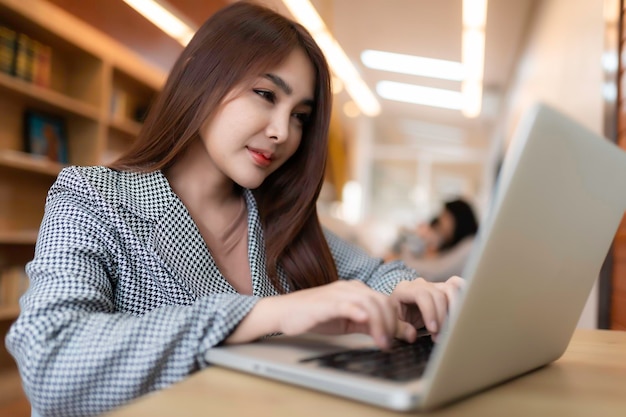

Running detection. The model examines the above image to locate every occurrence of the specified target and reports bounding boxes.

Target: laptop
[205,102,626,411]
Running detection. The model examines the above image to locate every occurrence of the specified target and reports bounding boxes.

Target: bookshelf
[0,0,166,400]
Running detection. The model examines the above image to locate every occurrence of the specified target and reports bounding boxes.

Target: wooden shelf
[0,150,63,177]
[0,306,20,321]
[0,72,100,121]
[0,230,38,245]
[109,117,142,137]
[0,0,165,391]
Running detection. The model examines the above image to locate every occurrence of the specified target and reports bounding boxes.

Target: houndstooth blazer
[5,166,419,417]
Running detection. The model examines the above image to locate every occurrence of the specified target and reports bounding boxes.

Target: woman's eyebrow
[263,73,315,107]
[264,73,292,95]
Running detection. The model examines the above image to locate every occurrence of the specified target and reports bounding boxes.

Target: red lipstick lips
[247,147,273,167]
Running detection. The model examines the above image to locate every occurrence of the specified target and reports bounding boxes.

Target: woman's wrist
[224,296,284,344]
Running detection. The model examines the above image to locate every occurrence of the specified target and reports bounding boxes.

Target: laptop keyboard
[300,336,434,382]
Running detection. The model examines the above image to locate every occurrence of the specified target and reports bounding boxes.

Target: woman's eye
[292,112,311,125]
[254,89,275,103]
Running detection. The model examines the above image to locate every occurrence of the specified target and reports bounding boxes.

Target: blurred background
[0,1,625,414]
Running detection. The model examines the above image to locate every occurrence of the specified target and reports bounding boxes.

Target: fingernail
[429,320,438,333]
[379,335,389,348]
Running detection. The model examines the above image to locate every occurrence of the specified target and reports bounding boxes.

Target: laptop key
[301,336,434,382]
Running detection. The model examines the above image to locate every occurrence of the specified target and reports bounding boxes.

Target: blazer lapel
[152,195,241,297]
[122,171,280,298]
[245,190,271,297]
[244,190,283,297]
[118,170,236,298]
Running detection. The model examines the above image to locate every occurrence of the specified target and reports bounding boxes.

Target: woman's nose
[265,112,290,143]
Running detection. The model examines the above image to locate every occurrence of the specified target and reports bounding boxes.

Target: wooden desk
[103,329,626,417]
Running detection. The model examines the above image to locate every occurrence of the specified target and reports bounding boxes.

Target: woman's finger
[358,292,396,349]
[395,319,417,343]
[412,289,439,334]
[436,276,465,313]
[333,282,397,349]
[430,288,449,330]
[446,276,465,291]
[336,300,369,324]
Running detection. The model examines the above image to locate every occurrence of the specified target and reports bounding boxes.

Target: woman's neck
[164,137,241,212]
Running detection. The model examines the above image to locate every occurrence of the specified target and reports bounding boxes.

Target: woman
[6,2,462,416]
[390,199,479,282]
[436,199,479,252]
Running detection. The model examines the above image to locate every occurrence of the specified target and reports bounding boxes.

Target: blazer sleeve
[324,228,419,294]
[5,182,259,417]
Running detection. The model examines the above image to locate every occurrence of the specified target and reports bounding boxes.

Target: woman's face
[199,48,315,189]
[438,209,456,243]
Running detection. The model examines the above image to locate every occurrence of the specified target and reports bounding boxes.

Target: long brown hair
[109,1,338,292]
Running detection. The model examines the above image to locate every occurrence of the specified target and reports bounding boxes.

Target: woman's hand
[226,280,416,349]
[277,280,418,348]
[389,276,464,341]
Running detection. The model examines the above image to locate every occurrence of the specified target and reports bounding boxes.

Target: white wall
[494,0,606,328]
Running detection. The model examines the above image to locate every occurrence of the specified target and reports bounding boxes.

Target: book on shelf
[0,23,17,75]
[23,110,69,164]
[32,39,51,88]
[14,32,34,82]
[0,23,51,87]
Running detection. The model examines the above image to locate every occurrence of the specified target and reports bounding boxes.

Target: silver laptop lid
[421,102,626,408]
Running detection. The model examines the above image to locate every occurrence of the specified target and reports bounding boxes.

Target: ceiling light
[282,0,381,116]
[377,81,463,110]
[462,79,483,118]
[463,0,488,28]
[462,0,488,118]
[123,0,196,46]
[361,50,464,81]
[358,1,487,118]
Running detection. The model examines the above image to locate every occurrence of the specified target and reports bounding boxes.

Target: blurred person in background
[387,199,479,282]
